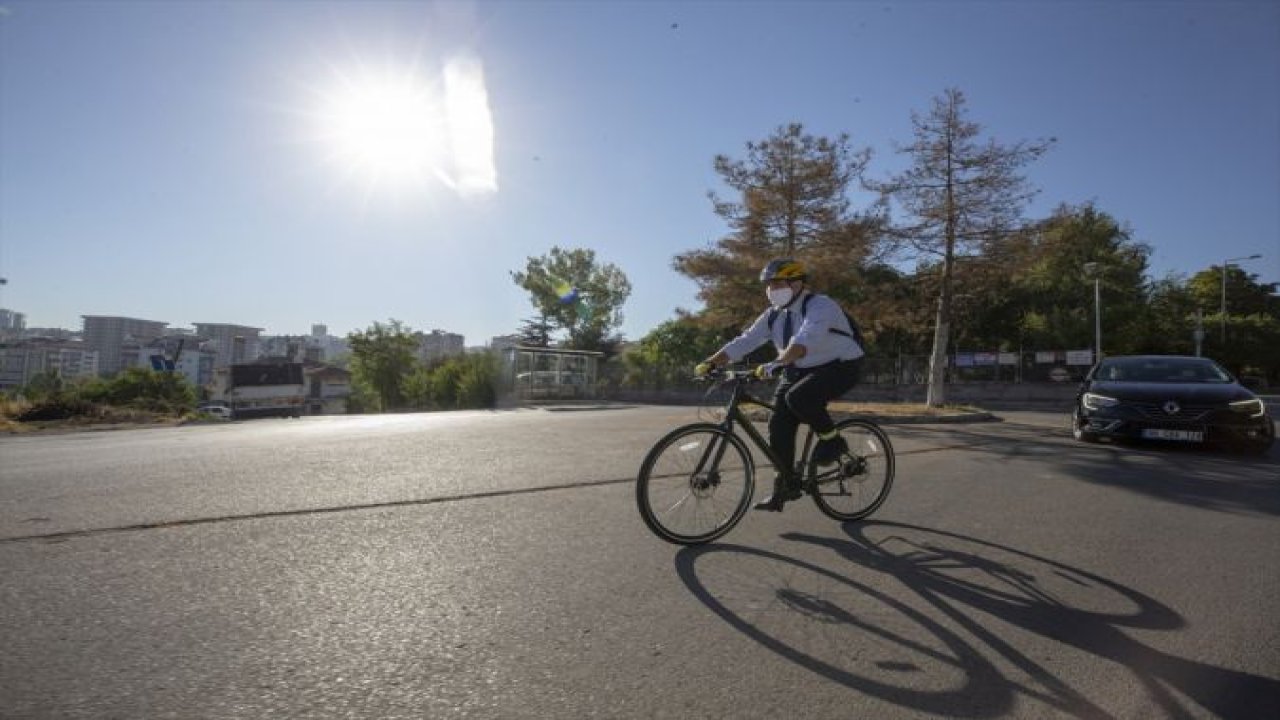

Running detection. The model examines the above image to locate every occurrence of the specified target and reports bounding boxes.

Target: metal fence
[864,349,1097,385]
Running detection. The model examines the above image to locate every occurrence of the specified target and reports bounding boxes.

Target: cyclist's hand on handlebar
[694,361,715,379]
[754,361,783,380]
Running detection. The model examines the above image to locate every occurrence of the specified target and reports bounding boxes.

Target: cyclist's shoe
[811,435,849,466]
[753,475,803,512]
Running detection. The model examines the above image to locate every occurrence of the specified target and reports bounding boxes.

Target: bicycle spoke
[663,490,693,516]
[807,420,895,522]
[637,424,754,545]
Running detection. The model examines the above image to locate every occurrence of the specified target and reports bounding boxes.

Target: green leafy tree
[404,354,498,409]
[455,353,498,408]
[871,88,1054,405]
[343,376,379,414]
[675,123,876,329]
[517,315,553,347]
[1133,274,1200,356]
[347,320,418,411]
[1187,266,1273,343]
[623,315,727,389]
[511,247,631,352]
[1007,203,1150,352]
[1185,267,1280,376]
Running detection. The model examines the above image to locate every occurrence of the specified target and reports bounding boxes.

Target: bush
[15,367,197,423]
[17,396,100,422]
[80,367,196,413]
[404,354,498,410]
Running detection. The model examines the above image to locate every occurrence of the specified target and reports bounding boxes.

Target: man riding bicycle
[695,258,865,512]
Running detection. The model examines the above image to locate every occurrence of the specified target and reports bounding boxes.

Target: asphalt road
[1,407,1278,719]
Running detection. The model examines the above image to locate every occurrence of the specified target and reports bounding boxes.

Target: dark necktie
[782,310,793,347]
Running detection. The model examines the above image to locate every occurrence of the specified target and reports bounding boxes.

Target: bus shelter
[502,346,602,402]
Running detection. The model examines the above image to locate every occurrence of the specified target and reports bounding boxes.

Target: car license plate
[1141,428,1204,442]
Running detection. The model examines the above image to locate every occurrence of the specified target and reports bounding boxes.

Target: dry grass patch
[0,400,187,434]
[829,401,982,417]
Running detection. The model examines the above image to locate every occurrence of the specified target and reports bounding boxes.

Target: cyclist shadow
[674,522,1279,718]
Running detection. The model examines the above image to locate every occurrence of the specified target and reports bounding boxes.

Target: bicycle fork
[689,430,733,496]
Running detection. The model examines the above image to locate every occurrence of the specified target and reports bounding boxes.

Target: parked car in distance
[1073,355,1274,454]
[197,404,234,420]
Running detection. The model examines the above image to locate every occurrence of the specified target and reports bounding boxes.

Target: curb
[831,410,999,425]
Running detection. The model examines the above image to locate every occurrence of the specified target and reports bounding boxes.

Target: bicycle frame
[710,373,815,482]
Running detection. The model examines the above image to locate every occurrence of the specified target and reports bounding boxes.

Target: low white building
[207,362,351,417]
[135,342,216,391]
[208,362,306,419]
[304,365,352,415]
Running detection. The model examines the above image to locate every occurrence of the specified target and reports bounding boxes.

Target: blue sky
[1,0,1277,344]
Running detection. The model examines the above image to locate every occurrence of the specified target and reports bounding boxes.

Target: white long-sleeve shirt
[719,291,865,369]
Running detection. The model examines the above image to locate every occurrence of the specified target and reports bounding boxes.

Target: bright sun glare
[318,67,445,190]
[313,58,497,198]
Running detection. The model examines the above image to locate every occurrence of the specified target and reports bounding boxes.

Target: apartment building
[0,338,100,391]
[488,334,522,355]
[418,329,465,363]
[194,323,263,369]
[82,315,168,376]
[0,309,26,339]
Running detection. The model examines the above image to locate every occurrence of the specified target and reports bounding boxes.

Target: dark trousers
[769,358,863,476]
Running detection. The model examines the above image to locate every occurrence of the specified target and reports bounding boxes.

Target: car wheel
[1072,413,1099,443]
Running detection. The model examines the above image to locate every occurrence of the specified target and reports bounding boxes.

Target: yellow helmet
[760,258,807,282]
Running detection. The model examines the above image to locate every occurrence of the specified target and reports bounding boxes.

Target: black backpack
[767,294,866,349]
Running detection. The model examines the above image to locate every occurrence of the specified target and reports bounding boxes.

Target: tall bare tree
[872,89,1054,406]
[675,123,875,329]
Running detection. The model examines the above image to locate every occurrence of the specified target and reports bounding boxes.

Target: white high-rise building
[194,323,263,369]
[82,315,168,376]
[0,339,99,391]
[418,329,465,363]
[0,309,26,337]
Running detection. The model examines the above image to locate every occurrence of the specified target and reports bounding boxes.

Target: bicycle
[636,367,896,545]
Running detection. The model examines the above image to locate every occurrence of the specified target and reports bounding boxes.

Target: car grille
[1128,402,1215,422]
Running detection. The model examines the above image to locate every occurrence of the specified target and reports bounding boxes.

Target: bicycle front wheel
[806,419,895,522]
[636,423,755,545]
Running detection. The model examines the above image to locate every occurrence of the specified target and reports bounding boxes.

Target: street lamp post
[1193,309,1205,357]
[1221,254,1262,344]
[1083,262,1102,362]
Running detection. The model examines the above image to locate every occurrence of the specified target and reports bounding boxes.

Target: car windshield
[1095,359,1232,383]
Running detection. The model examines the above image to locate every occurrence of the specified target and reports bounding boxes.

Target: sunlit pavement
[1,406,1276,718]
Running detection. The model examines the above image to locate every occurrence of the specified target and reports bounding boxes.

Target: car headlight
[1229,398,1266,418]
[1082,392,1119,410]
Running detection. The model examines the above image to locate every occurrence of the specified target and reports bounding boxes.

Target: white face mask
[767,286,794,308]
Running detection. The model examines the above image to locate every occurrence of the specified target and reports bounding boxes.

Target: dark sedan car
[1072,355,1274,454]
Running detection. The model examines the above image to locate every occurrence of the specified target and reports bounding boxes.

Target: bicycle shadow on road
[675,521,1279,718]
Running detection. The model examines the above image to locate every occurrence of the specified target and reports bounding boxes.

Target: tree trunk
[926,313,949,407]
[927,120,958,408]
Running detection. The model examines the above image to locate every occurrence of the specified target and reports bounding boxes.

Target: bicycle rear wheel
[806,418,894,522]
[637,423,755,545]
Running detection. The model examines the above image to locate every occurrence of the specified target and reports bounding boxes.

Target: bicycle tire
[636,423,755,545]
[806,418,895,522]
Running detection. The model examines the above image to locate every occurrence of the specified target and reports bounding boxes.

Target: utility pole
[1221,254,1262,345]
[1193,308,1204,357]
[1083,262,1102,362]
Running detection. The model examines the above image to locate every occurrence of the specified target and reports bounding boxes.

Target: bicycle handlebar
[694,367,768,383]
